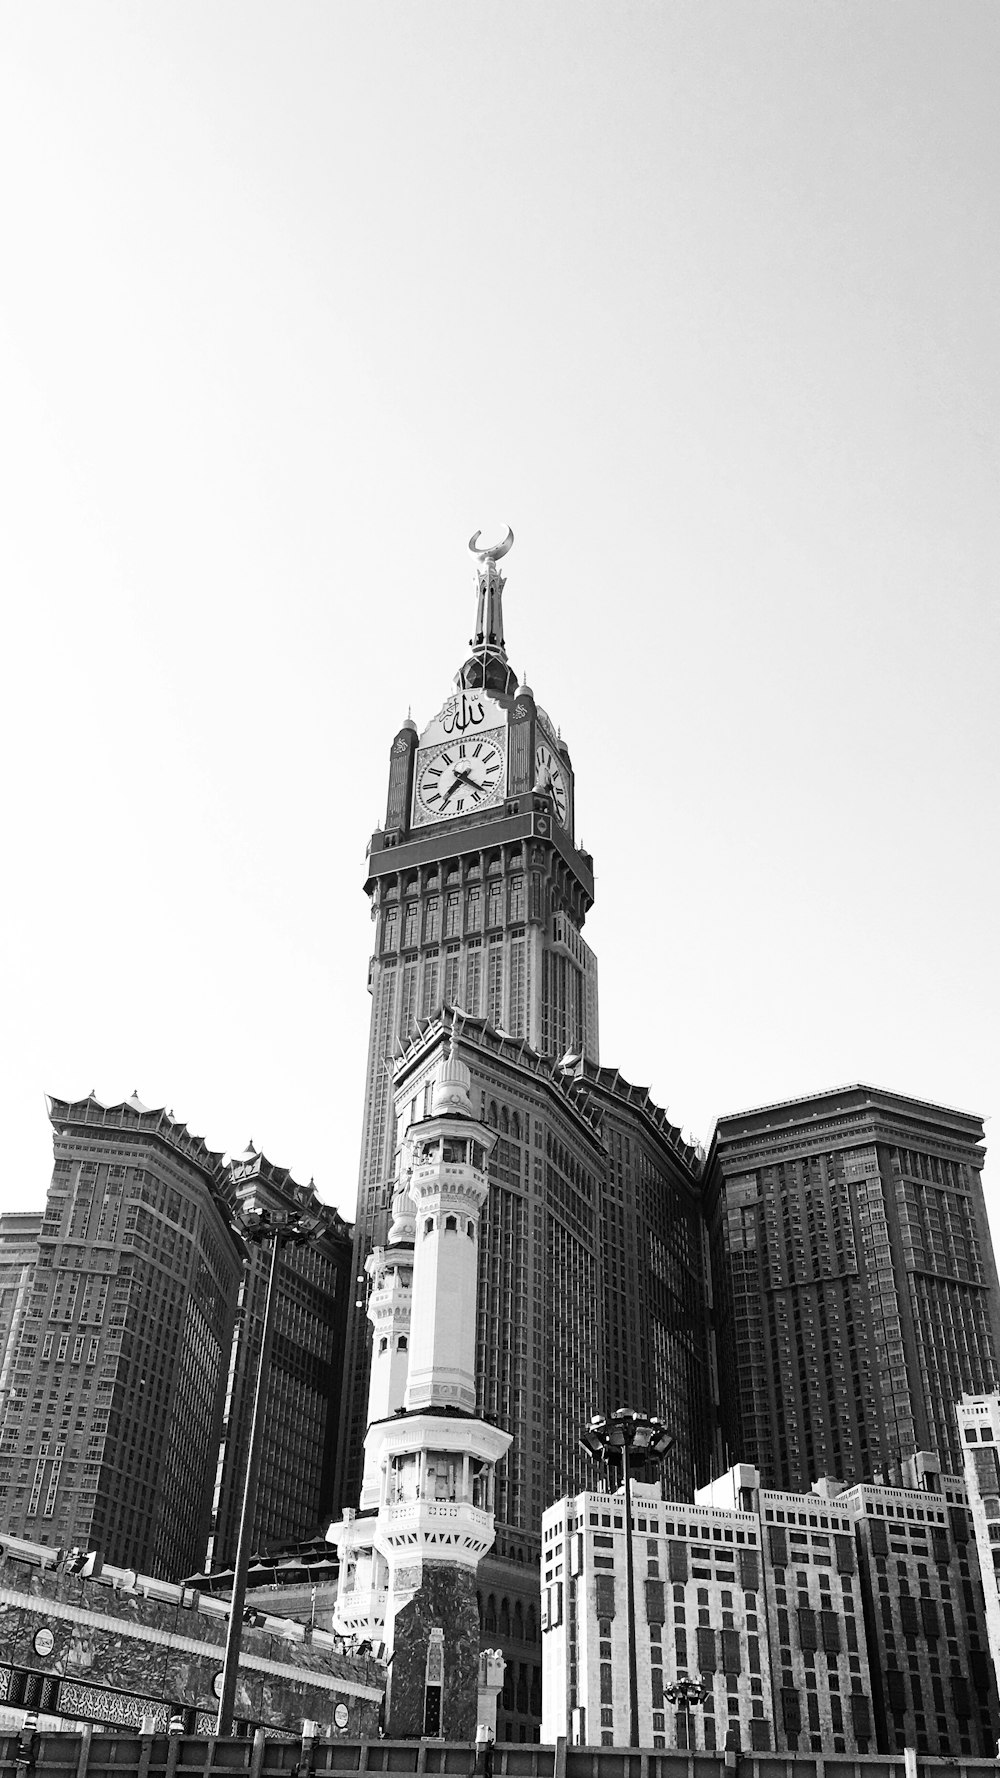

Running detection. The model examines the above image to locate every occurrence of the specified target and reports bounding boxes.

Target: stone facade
[385,1563,480,1739]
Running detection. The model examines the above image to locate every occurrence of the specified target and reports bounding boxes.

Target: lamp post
[664,1675,711,1751]
[580,1408,674,1747]
[215,1190,323,1737]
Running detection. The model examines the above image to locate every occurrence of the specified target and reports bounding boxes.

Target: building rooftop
[46,1090,228,1175]
[713,1081,984,1143]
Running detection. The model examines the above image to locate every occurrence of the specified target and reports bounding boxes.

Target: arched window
[397,1334,408,1351]
[513,1601,524,1641]
[485,1594,497,1632]
[378,1337,388,1354]
[500,1597,511,1636]
[511,1112,521,1141]
[424,1217,434,1236]
[500,1106,510,1135]
[445,1215,458,1232]
[487,1101,499,1128]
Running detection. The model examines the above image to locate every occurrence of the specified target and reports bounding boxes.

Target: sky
[1,4,998,1230]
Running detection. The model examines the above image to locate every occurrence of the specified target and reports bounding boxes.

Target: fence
[1,1732,998,1778]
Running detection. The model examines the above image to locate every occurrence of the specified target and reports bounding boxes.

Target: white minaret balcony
[331,1523,389,1641]
[364,1413,512,1573]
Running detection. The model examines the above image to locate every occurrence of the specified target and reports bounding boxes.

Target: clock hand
[450,766,482,795]
[438,764,488,811]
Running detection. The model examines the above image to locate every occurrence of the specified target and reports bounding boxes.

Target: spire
[457,527,517,696]
[431,1022,474,1117]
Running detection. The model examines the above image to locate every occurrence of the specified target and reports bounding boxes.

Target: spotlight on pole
[579,1408,674,1747]
[214,1180,325,1738]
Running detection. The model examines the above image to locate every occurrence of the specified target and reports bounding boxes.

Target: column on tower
[330,1027,512,1740]
[358,1192,414,1510]
[403,1112,491,1415]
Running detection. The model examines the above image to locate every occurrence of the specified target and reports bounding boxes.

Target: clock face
[414,731,506,824]
[534,742,568,826]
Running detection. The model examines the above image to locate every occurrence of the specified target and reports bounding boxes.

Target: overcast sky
[2,4,998,1231]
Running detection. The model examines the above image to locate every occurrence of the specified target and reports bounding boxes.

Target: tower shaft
[331,1041,511,1741]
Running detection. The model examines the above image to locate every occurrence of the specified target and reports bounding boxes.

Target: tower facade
[335,532,715,1738]
[0,1212,42,1422]
[205,1146,353,1572]
[337,533,599,1518]
[331,1036,511,1740]
[0,1093,242,1577]
[706,1084,1000,1492]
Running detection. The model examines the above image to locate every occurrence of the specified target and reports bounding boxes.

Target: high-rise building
[205,1144,354,1572]
[834,1457,997,1756]
[373,1015,713,1739]
[543,1456,999,1758]
[336,531,600,1521]
[705,1085,1000,1492]
[0,1093,243,1577]
[334,534,714,1740]
[541,1474,778,1753]
[957,1392,1000,1704]
[0,1213,43,1420]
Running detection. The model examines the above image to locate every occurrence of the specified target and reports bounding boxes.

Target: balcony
[385,1500,493,1531]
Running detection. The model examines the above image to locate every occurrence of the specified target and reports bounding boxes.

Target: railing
[1,1732,997,1778]
[385,1502,492,1527]
[410,1163,487,1188]
[335,1587,388,1618]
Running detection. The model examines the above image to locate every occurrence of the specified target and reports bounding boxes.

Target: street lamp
[215,1186,324,1737]
[580,1407,674,1747]
[664,1675,711,1750]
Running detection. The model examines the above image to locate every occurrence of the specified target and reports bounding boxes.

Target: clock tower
[336,531,599,1516]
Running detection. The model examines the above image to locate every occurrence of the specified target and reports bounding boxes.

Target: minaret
[331,1030,512,1740]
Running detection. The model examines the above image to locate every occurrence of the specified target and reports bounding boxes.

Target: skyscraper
[336,531,601,1518]
[706,1084,1000,1492]
[0,1093,242,1577]
[335,533,714,1739]
[205,1143,353,1570]
[0,1213,43,1421]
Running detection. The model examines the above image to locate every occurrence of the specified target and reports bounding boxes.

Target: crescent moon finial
[468,526,514,563]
